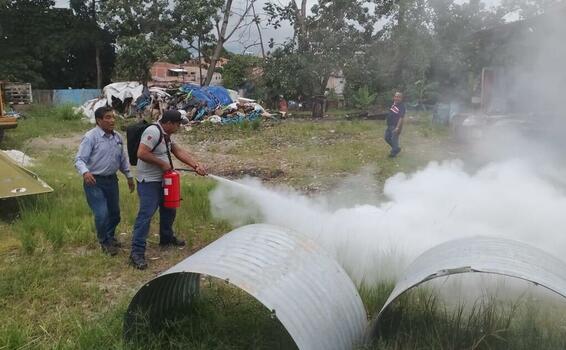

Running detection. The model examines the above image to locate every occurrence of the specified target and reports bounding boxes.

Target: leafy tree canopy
[0,0,115,88]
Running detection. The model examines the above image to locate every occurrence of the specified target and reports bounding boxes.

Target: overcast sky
[53,0,503,54]
[54,0,502,9]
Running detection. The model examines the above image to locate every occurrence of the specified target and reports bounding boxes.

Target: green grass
[2,107,565,349]
[371,288,566,349]
[3,104,90,149]
[128,279,297,350]
[183,116,449,191]
[10,151,229,254]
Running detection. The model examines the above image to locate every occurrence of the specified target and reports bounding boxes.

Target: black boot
[159,236,186,248]
[101,243,119,256]
[129,254,148,270]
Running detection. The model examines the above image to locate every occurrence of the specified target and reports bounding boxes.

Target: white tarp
[74,98,108,124]
[75,81,145,123]
[227,89,239,102]
[103,81,144,104]
[148,86,171,98]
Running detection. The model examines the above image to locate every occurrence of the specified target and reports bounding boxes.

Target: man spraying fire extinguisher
[130,110,207,270]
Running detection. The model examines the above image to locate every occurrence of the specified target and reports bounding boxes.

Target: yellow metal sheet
[0,152,53,199]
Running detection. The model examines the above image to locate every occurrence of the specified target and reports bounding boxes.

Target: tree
[0,0,115,88]
[500,0,565,18]
[263,0,373,98]
[203,0,258,86]
[0,0,56,86]
[171,0,223,84]
[99,0,189,84]
[261,44,305,104]
[221,54,261,90]
[112,35,158,83]
[99,0,172,38]
[264,0,308,52]
[306,0,373,94]
[428,0,503,101]
[340,0,503,105]
[69,0,118,88]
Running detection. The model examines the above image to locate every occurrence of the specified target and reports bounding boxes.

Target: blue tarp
[180,84,232,110]
[53,89,101,105]
[221,110,262,124]
[204,86,233,106]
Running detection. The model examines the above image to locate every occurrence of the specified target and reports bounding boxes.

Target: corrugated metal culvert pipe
[369,236,566,337]
[124,224,368,350]
[125,229,566,348]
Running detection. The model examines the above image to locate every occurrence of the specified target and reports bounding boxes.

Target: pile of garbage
[75,82,271,125]
[173,85,267,125]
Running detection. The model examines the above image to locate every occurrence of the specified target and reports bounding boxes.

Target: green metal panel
[0,152,53,199]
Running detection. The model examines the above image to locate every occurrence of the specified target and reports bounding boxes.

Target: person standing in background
[278,95,288,118]
[384,92,406,158]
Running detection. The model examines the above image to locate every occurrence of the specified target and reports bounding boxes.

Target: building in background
[325,71,346,108]
[150,60,225,87]
[326,71,345,97]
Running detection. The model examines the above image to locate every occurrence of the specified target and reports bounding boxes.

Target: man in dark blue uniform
[384,92,406,157]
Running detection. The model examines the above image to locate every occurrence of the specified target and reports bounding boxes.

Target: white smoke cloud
[210,158,566,286]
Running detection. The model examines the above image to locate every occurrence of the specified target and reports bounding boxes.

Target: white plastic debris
[74,98,108,124]
[3,150,34,167]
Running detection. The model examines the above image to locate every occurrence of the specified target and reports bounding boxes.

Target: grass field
[1,105,565,349]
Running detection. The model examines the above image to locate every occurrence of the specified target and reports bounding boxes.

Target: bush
[351,86,377,109]
[54,104,82,121]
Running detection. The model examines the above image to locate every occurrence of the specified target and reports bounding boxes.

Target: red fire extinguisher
[163,170,181,208]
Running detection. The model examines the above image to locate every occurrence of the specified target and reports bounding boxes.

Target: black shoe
[129,254,148,270]
[109,237,122,248]
[389,148,401,158]
[159,236,186,247]
[101,243,119,256]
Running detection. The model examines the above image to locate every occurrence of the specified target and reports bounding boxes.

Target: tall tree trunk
[204,41,224,86]
[198,35,203,85]
[95,46,102,89]
[251,2,266,59]
[92,0,102,89]
[294,0,308,52]
[204,0,233,86]
[394,0,408,86]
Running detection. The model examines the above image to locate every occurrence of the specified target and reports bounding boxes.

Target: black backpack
[126,121,163,165]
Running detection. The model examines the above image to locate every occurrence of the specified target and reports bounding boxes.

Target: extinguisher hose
[175,167,196,173]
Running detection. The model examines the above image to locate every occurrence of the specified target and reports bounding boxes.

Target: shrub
[352,86,377,109]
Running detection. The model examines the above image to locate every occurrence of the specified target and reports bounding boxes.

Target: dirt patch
[217,167,285,180]
[26,133,83,152]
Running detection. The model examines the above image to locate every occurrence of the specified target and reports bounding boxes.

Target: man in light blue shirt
[75,106,135,255]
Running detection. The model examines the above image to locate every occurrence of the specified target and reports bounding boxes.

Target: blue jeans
[384,126,401,155]
[131,181,176,256]
[83,175,120,245]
